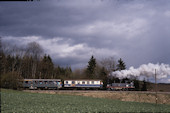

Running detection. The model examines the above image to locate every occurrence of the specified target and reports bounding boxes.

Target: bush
[1,72,23,90]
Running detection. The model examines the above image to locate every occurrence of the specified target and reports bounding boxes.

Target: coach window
[72,81,75,84]
[82,81,85,84]
[56,81,58,84]
[25,81,28,84]
[53,81,56,84]
[92,81,94,84]
[66,81,68,84]
[44,81,48,84]
[49,81,53,84]
[39,81,43,84]
[87,81,89,84]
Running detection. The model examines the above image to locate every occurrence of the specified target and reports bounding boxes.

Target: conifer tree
[116,58,126,71]
[39,54,54,78]
[86,55,96,79]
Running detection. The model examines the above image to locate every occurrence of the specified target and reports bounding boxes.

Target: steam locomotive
[23,79,134,90]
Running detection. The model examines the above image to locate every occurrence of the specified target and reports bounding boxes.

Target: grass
[1,89,170,113]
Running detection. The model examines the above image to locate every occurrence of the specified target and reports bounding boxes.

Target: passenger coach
[64,79,103,89]
[23,79,62,89]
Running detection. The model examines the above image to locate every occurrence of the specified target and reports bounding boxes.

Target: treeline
[0,40,72,89]
[0,54,72,79]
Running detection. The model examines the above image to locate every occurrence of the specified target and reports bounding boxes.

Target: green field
[1,89,170,113]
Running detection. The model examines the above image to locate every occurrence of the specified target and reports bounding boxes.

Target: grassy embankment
[1,89,170,113]
[55,91,170,104]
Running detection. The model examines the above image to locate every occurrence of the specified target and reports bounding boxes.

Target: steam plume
[112,63,170,79]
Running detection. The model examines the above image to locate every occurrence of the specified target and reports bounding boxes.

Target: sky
[0,0,170,82]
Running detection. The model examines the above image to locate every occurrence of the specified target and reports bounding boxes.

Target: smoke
[112,63,170,79]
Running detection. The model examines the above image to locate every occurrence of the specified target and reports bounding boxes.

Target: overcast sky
[1,0,170,72]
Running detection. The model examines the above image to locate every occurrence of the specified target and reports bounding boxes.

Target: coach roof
[23,79,61,81]
[64,79,102,81]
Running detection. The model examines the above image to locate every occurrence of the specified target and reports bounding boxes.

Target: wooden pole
[155,69,157,105]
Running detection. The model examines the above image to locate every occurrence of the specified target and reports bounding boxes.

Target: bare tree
[73,68,86,79]
[26,42,43,60]
[100,57,116,76]
[0,37,4,75]
[1,42,12,56]
[25,42,43,78]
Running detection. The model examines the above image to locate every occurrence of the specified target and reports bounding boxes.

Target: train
[22,79,135,91]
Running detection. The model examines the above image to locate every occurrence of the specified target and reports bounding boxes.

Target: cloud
[71,18,148,40]
[2,36,119,69]
[164,10,170,17]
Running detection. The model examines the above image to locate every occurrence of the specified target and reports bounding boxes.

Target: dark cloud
[1,0,170,77]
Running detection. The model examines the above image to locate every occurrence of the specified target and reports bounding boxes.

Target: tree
[46,55,54,78]
[1,71,23,89]
[25,42,43,78]
[65,66,72,77]
[99,57,116,82]
[100,57,116,73]
[134,79,140,91]
[21,55,32,78]
[86,55,96,79]
[116,58,126,71]
[39,54,54,79]
[0,37,6,75]
[25,42,43,60]
[99,67,108,89]
[72,68,86,79]
[141,79,147,91]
